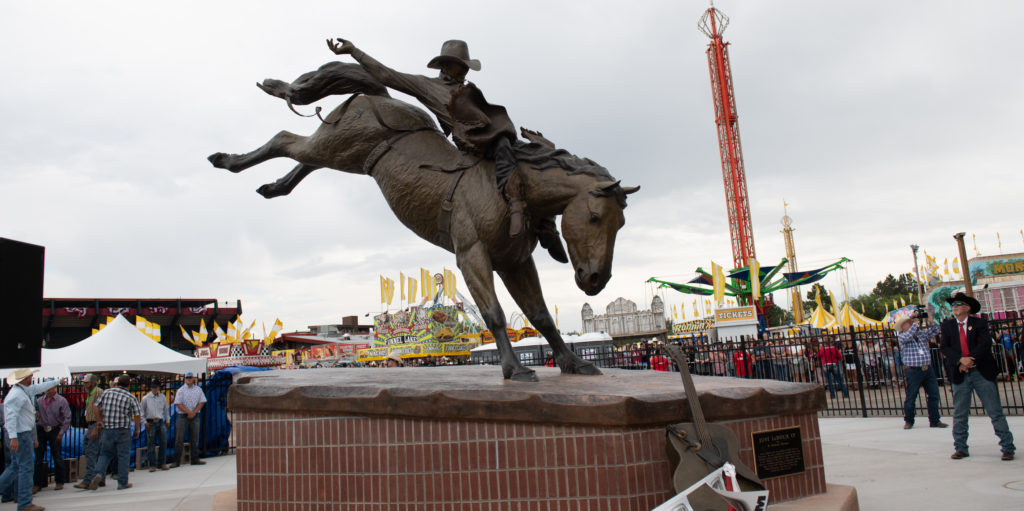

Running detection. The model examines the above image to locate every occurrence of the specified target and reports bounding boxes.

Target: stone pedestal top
[228,367,825,427]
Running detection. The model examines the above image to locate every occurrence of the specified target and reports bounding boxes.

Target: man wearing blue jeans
[171,372,206,467]
[1,368,58,511]
[895,314,948,429]
[939,292,1016,461]
[85,375,142,490]
[140,382,170,471]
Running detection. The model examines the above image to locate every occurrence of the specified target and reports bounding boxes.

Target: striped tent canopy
[832,303,882,329]
[801,304,837,329]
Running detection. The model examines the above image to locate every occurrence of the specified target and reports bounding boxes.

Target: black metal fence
[1,372,234,479]
[478,317,1024,418]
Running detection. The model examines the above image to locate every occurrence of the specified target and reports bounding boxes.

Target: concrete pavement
[820,416,1022,510]
[15,416,1022,510]
[17,454,235,511]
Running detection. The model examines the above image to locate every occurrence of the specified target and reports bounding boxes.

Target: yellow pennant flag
[711,261,725,306]
[91,328,98,336]
[748,257,760,301]
[400,272,406,301]
[420,268,432,298]
[408,276,417,304]
[380,275,386,304]
[385,278,396,305]
[180,324,195,346]
[263,318,284,345]
[214,322,227,343]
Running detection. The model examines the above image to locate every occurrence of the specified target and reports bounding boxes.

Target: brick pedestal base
[230,367,828,510]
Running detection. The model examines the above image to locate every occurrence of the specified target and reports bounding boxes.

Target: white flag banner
[652,463,769,511]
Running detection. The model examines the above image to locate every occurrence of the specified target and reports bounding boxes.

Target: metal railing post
[850,327,868,418]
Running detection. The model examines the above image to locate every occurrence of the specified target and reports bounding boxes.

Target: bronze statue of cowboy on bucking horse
[210,37,638,381]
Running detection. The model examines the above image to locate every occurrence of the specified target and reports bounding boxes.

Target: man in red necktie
[938,292,1015,461]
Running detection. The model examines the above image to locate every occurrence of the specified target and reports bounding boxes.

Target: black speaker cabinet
[0,238,44,368]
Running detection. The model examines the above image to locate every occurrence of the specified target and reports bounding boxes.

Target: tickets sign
[714,306,758,326]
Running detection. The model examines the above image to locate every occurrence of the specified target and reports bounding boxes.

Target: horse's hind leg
[257,163,322,199]
[208,130,307,173]
[497,259,601,376]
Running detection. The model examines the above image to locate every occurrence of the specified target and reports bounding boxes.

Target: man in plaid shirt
[896,313,949,430]
[84,375,141,491]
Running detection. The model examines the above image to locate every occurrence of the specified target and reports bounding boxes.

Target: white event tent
[41,315,207,375]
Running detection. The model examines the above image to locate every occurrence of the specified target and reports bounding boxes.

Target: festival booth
[41,315,207,375]
[357,304,480,363]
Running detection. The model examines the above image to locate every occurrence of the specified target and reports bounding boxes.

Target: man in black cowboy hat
[259,38,568,263]
[938,292,1015,461]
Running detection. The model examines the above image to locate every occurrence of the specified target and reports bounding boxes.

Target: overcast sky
[2,0,1022,335]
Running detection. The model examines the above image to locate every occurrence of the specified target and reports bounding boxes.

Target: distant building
[581,296,666,341]
[277,315,374,350]
[41,298,241,353]
[925,252,1024,320]
[970,253,1024,318]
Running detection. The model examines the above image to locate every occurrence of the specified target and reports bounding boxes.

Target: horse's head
[561,180,639,296]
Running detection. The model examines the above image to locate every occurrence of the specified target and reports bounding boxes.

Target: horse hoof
[257,183,284,199]
[558,359,602,376]
[207,152,236,171]
[504,367,538,382]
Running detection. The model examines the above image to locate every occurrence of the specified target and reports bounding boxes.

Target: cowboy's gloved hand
[327,38,355,55]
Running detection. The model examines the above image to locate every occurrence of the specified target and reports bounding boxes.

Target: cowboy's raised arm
[326,37,434,102]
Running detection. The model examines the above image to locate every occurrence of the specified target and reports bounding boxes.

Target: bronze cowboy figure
[258,38,567,263]
[211,37,638,381]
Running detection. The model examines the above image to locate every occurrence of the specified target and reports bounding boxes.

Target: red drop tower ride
[699,5,756,270]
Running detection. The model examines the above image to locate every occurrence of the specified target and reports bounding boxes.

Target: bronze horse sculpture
[209,63,638,382]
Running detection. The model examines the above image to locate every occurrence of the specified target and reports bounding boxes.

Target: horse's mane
[512,141,628,207]
[512,141,614,181]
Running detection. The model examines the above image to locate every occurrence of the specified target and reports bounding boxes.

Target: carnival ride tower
[781,203,804,323]
[699,5,756,270]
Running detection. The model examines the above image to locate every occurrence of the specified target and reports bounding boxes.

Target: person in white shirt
[140,382,170,471]
[0,368,58,511]
[171,373,207,467]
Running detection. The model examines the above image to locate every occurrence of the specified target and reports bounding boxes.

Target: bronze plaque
[751,426,805,480]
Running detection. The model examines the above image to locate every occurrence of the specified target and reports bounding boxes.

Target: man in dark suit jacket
[938,292,1015,461]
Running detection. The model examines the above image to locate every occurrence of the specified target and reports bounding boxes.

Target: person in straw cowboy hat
[938,291,1016,461]
[0,368,59,511]
[894,310,948,430]
[385,352,405,368]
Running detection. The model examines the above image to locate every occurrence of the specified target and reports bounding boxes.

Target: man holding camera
[895,310,948,430]
[939,292,1015,461]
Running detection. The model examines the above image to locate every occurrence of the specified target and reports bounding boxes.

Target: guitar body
[666,422,763,510]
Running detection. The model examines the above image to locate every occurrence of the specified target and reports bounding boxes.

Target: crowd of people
[0,370,208,511]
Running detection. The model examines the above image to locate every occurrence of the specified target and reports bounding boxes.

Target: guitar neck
[665,345,714,448]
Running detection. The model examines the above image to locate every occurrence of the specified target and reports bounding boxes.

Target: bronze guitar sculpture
[664,344,764,509]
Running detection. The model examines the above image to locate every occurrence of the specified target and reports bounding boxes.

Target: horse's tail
[283,61,390,104]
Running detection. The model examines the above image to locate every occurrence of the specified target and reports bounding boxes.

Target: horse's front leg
[458,244,537,382]
[208,130,308,173]
[497,258,601,376]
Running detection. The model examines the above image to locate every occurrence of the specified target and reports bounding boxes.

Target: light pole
[910,244,923,304]
[953,233,973,297]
